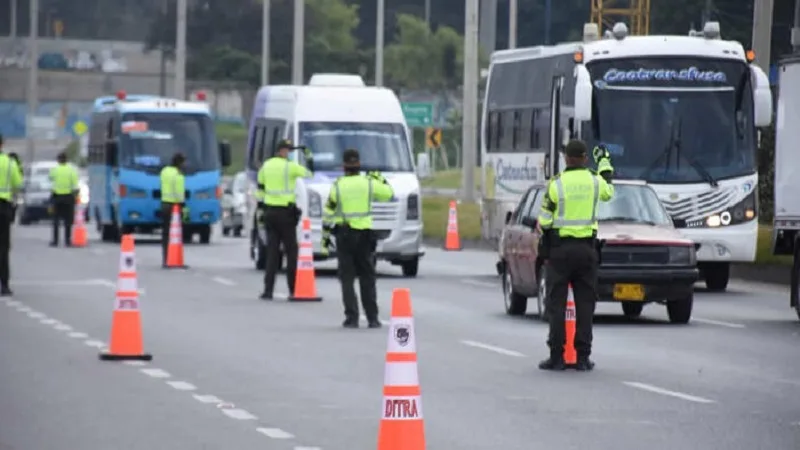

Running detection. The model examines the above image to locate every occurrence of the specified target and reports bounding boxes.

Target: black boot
[259,292,273,300]
[342,318,359,328]
[538,354,566,371]
[0,286,12,296]
[367,319,382,329]
[576,356,595,371]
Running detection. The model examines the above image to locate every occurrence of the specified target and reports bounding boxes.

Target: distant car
[496,180,699,324]
[221,172,247,237]
[19,161,89,225]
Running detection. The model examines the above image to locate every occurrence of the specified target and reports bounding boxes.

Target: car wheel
[535,265,549,322]
[666,294,693,324]
[233,227,243,237]
[401,257,419,277]
[621,302,644,318]
[502,266,528,316]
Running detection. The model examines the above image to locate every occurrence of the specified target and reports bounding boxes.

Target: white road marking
[140,368,171,379]
[193,394,224,404]
[16,305,31,312]
[167,381,198,391]
[692,317,746,329]
[40,318,58,325]
[623,381,716,404]
[212,276,236,286]
[53,323,72,331]
[68,331,89,339]
[256,428,295,439]
[294,447,322,450]
[84,339,106,348]
[461,279,497,289]
[95,279,116,288]
[123,360,148,367]
[460,340,526,357]
[27,311,45,319]
[90,248,105,255]
[221,408,257,420]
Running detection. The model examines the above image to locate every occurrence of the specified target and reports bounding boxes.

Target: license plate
[613,283,645,301]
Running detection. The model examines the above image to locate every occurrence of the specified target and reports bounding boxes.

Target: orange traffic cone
[99,234,152,361]
[563,284,577,367]
[443,200,461,251]
[289,218,322,302]
[165,204,187,269]
[71,196,87,247]
[378,288,425,450]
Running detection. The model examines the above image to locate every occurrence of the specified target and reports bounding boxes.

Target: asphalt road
[2,223,799,450]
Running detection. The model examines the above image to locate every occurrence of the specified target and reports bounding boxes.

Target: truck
[87,90,231,243]
[481,21,773,292]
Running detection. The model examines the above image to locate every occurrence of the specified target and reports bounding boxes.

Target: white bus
[481,21,772,292]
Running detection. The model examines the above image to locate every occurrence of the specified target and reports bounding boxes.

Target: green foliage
[758,124,776,223]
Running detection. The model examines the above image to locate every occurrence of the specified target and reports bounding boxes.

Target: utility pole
[751,0,774,73]
[261,0,270,86]
[792,0,800,52]
[462,0,479,203]
[702,0,713,23]
[159,0,168,96]
[424,0,430,27]
[291,0,304,85]
[175,0,187,99]
[508,0,517,49]
[478,0,497,56]
[375,0,385,86]
[10,0,17,38]
[25,0,39,164]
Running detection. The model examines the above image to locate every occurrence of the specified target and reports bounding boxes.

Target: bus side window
[519,109,532,151]
[252,125,266,169]
[511,110,520,152]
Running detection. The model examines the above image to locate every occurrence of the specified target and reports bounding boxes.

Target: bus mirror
[219,141,232,167]
[751,65,773,127]
[105,141,118,166]
[574,66,593,122]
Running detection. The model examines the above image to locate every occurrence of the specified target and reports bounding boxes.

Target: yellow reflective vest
[160,166,185,203]
[537,167,614,238]
[49,163,79,195]
[0,154,23,201]
[323,175,394,230]
[257,157,311,206]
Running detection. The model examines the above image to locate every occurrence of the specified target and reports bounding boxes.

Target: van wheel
[535,265,549,322]
[667,294,693,324]
[401,257,418,277]
[703,262,729,292]
[621,302,644,318]
[502,266,527,316]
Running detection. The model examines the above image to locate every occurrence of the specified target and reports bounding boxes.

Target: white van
[244,74,424,277]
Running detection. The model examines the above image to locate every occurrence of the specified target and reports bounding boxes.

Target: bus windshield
[298,122,413,172]
[119,112,219,174]
[584,57,756,184]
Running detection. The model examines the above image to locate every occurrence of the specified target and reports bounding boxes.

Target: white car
[221,172,247,237]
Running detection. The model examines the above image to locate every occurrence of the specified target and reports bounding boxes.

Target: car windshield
[597,184,672,226]
[119,112,219,174]
[27,175,51,192]
[31,167,52,178]
[298,122,413,172]
[584,57,755,184]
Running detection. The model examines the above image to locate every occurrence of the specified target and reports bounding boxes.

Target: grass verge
[756,225,791,265]
[420,168,480,190]
[422,196,481,240]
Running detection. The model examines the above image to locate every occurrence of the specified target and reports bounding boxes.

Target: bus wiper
[600,216,657,226]
[672,119,718,187]
[639,120,678,180]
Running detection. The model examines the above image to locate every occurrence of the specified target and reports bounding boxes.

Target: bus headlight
[688,190,757,228]
[308,190,322,217]
[668,246,695,265]
[406,194,419,220]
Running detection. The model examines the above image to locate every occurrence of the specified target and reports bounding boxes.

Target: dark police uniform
[48,153,79,247]
[322,149,394,328]
[537,140,614,371]
[258,139,312,300]
[159,153,186,267]
[0,135,24,295]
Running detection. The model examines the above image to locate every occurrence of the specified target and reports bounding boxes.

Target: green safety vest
[49,164,78,195]
[537,168,614,238]
[160,166,185,203]
[257,157,311,206]
[0,154,23,201]
[323,175,394,230]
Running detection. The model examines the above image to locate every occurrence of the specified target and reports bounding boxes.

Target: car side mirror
[521,216,537,229]
[671,216,686,228]
[219,141,232,167]
[105,141,118,167]
[505,211,513,224]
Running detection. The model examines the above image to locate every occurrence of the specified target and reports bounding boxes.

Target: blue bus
[87,91,231,244]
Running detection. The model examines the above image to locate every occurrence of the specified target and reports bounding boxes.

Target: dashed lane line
[460,339,526,357]
[692,317,746,329]
[623,381,716,404]
[212,276,237,286]
[1,299,323,448]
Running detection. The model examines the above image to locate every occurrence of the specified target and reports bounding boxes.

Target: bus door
[545,75,564,181]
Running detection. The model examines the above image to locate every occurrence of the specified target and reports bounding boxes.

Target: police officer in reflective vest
[323,149,394,328]
[159,153,186,267]
[48,152,79,247]
[258,139,313,300]
[0,135,23,295]
[537,140,614,371]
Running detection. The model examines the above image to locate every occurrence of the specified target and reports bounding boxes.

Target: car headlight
[685,189,757,228]
[193,188,216,200]
[308,190,322,217]
[406,194,419,220]
[668,246,696,265]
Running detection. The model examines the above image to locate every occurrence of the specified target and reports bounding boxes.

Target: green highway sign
[402,102,434,128]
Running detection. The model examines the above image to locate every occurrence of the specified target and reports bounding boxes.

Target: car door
[516,188,541,294]
[502,189,530,279]
[508,188,537,293]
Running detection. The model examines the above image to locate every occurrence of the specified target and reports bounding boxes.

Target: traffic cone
[377,288,425,450]
[563,284,577,367]
[99,234,152,361]
[289,218,322,302]
[443,200,461,251]
[71,196,88,247]
[165,204,187,269]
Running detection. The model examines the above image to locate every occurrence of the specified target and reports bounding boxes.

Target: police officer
[159,153,187,267]
[258,139,313,300]
[322,149,394,328]
[537,140,614,371]
[48,152,79,247]
[0,135,23,295]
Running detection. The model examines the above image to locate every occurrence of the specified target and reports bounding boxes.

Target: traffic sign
[425,127,442,149]
[402,102,433,127]
[72,120,88,137]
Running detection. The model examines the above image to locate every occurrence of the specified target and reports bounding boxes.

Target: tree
[304,0,369,79]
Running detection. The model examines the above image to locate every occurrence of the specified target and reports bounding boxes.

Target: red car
[496,179,699,324]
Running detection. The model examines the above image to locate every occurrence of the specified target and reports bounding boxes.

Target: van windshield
[298,122,413,172]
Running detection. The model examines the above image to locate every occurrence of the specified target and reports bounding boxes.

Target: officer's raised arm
[592,144,615,201]
[536,180,557,230]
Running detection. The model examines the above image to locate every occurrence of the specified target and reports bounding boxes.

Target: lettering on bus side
[494,156,542,182]
[383,397,421,420]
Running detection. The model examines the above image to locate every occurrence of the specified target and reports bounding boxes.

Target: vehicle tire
[199,227,211,244]
[101,224,118,243]
[19,211,31,226]
[401,257,419,277]
[222,227,230,236]
[252,230,266,270]
[703,262,729,292]
[791,241,800,319]
[233,226,243,237]
[621,302,644,318]
[535,264,549,322]
[502,265,528,316]
[666,294,693,324]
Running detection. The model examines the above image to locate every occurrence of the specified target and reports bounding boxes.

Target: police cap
[564,140,588,158]
[276,139,295,151]
[343,148,360,166]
